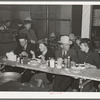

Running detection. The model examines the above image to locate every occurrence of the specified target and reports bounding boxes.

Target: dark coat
[55,48,78,63]
[53,48,78,91]
[14,42,37,58]
[34,48,55,83]
[77,50,100,69]
[35,49,55,60]
[19,27,37,42]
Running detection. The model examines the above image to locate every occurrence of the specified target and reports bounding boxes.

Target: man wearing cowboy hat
[19,17,37,44]
[53,35,78,91]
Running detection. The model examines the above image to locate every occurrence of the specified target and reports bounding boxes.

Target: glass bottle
[50,58,55,68]
[64,58,68,68]
[67,56,71,68]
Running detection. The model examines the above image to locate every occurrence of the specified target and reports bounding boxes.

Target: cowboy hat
[38,38,48,46]
[58,36,72,45]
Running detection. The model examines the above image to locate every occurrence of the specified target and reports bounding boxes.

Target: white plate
[72,70,80,73]
[28,60,39,65]
[71,66,85,70]
[39,64,47,68]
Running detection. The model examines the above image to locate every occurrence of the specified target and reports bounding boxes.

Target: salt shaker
[50,58,55,68]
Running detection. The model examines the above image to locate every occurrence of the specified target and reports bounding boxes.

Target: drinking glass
[23,57,28,64]
[57,58,63,69]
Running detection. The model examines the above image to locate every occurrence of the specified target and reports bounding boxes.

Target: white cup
[50,59,55,68]
[57,58,63,69]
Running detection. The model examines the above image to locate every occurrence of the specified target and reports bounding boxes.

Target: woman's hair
[38,39,48,47]
[80,38,94,51]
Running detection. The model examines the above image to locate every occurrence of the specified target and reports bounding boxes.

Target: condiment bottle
[19,56,23,64]
[64,58,68,68]
[48,57,50,67]
[50,58,55,68]
[56,58,63,69]
[23,56,28,64]
[17,56,20,62]
[67,56,71,68]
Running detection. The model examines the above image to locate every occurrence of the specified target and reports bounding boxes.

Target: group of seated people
[0,17,100,91]
[2,26,100,91]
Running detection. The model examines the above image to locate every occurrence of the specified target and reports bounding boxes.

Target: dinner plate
[76,64,85,67]
[72,69,80,73]
[39,64,47,68]
[28,60,39,65]
[71,66,85,70]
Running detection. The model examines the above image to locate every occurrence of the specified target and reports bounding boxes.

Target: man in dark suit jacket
[53,35,78,91]
[14,34,36,58]
[14,33,37,82]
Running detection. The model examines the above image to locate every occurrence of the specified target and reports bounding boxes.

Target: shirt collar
[23,43,27,50]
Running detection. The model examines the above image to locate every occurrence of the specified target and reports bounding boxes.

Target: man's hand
[38,55,45,60]
[30,50,35,59]
[38,55,46,63]
[20,51,28,57]
[30,40,35,44]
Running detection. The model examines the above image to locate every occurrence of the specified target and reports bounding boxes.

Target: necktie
[62,51,66,59]
[23,46,26,51]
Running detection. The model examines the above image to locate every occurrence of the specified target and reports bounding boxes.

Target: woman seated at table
[31,39,55,88]
[72,38,100,91]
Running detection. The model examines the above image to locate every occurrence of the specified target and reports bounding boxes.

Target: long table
[0,59,100,91]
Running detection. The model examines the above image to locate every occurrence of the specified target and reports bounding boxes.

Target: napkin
[6,51,16,61]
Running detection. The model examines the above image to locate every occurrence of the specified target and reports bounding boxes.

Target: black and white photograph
[0,1,100,98]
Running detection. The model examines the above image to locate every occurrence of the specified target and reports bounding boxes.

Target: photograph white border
[0,1,100,99]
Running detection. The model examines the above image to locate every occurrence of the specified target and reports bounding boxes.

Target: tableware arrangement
[71,64,86,73]
[56,58,63,69]
[28,58,41,65]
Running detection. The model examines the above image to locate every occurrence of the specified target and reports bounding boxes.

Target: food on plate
[28,59,39,65]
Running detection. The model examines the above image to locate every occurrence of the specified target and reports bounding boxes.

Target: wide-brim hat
[58,36,72,45]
